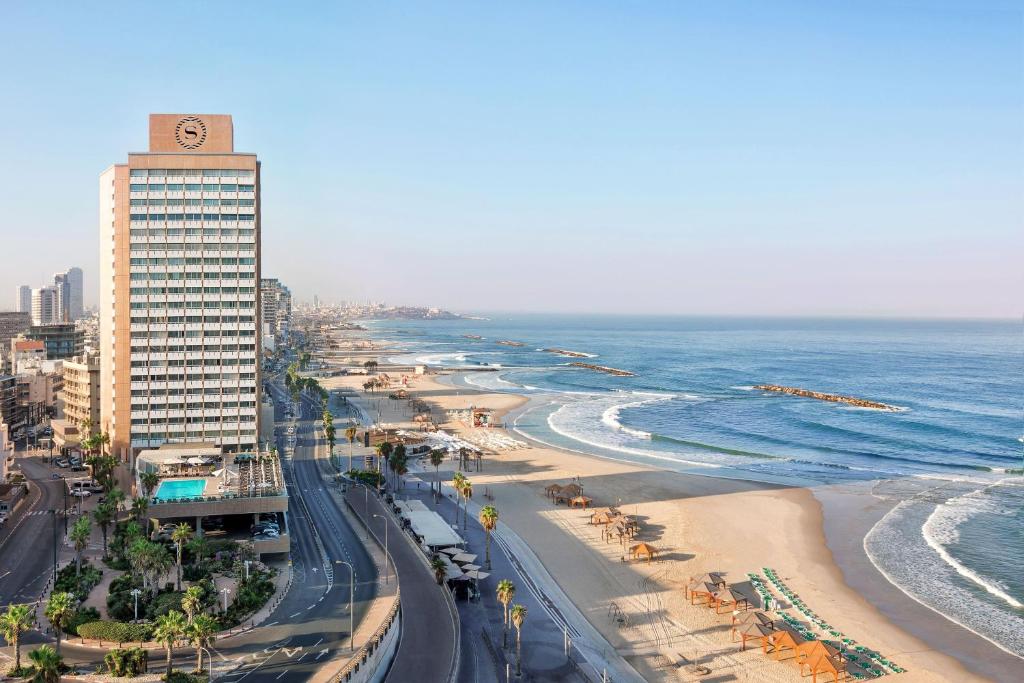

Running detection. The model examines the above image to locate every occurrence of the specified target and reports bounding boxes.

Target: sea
[367,314,1023,658]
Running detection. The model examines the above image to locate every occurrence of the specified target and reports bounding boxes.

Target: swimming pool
[154,478,207,501]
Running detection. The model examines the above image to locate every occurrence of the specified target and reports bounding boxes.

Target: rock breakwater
[754,385,900,411]
[569,362,635,377]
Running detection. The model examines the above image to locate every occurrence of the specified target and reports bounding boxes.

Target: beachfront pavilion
[686,572,726,601]
[629,542,658,563]
[590,509,616,525]
[712,587,751,614]
[797,641,847,683]
[689,582,723,607]
[544,484,563,500]
[553,483,583,504]
[569,495,593,509]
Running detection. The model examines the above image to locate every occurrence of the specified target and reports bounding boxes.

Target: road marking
[315,649,329,660]
[275,671,288,680]
[289,612,301,618]
[312,637,323,648]
[282,647,302,658]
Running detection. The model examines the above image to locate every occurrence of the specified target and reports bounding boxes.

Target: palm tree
[93,501,115,559]
[375,442,393,481]
[44,592,76,655]
[345,425,358,473]
[510,604,527,676]
[187,536,211,565]
[27,645,62,683]
[69,517,91,575]
[107,487,126,512]
[429,449,445,502]
[171,523,193,591]
[461,480,473,531]
[496,580,516,650]
[479,506,499,570]
[181,586,203,625]
[0,603,35,672]
[430,556,448,586]
[140,472,160,498]
[187,614,217,673]
[153,610,187,677]
[131,497,148,524]
[452,472,466,525]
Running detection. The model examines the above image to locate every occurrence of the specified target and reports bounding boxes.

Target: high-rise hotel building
[100,114,261,459]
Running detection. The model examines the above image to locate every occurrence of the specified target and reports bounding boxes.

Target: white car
[71,489,92,498]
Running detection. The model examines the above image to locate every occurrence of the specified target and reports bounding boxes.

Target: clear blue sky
[1,1,1020,317]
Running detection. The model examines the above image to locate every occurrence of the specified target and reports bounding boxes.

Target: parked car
[55,459,70,468]
[70,465,86,472]
[71,489,92,498]
[253,530,279,540]
[250,523,279,535]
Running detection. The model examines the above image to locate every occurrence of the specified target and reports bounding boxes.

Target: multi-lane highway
[0,380,380,683]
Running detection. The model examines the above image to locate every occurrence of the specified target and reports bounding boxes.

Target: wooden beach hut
[629,542,658,563]
[764,628,805,661]
[570,495,593,509]
[544,484,563,501]
[734,620,777,651]
[688,582,721,606]
[686,572,726,600]
[796,641,847,682]
[554,483,583,504]
[590,509,616,526]
[712,587,751,614]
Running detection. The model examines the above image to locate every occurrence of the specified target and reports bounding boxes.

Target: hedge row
[77,620,153,643]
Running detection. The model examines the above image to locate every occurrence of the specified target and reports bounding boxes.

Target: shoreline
[318,331,1016,681]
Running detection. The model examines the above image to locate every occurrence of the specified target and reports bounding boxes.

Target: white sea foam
[544,395,728,469]
[921,480,1023,609]
[865,489,1024,659]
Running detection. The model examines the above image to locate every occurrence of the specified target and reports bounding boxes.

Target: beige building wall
[101,114,262,462]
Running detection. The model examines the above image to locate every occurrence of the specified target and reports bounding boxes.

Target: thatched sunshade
[544,483,563,499]
[629,542,658,563]
[560,483,582,497]
[686,573,726,600]
[796,641,847,683]
[570,495,593,509]
[712,587,751,614]
[732,610,774,628]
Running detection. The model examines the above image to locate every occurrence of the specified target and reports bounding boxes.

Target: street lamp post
[372,514,390,584]
[335,560,356,652]
[244,560,251,580]
[221,588,230,612]
[130,589,142,621]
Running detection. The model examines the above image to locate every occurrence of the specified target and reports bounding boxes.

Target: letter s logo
[175,116,207,149]
[183,125,198,140]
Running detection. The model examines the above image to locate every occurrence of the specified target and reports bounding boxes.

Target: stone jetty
[570,362,635,377]
[497,340,526,347]
[754,385,900,411]
[543,348,592,358]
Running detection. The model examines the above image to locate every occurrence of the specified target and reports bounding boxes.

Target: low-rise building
[136,443,289,558]
[24,324,84,360]
[53,351,100,455]
[0,312,32,373]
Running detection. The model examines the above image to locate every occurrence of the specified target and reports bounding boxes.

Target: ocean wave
[865,492,1024,659]
[921,480,1023,609]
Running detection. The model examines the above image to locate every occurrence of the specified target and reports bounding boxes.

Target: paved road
[0,455,69,609]
[1,382,380,683]
[344,481,459,682]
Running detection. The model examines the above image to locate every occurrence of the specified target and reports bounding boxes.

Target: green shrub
[54,562,103,602]
[182,563,212,583]
[78,620,153,643]
[104,647,149,677]
[65,607,101,636]
[145,592,183,620]
[165,671,207,683]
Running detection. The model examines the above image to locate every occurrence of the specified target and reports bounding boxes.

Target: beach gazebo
[570,495,593,509]
[732,610,774,629]
[712,587,750,614]
[689,582,721,606]
[796,641,847,682]
[590,510,616,526]
[734,620,777,651]
[544,484,563,501]
[764,628,805,661]
[629,542,658,563]
[686,573,726,601]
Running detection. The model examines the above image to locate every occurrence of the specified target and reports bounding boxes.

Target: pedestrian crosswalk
[23,510,70,517]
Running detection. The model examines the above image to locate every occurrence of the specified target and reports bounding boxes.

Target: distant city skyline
[0,2,1020,318]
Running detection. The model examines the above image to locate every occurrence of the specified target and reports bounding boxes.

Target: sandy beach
[315,337,1005,682]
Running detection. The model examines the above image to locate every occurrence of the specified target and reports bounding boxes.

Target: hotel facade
[100,114,261,461]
